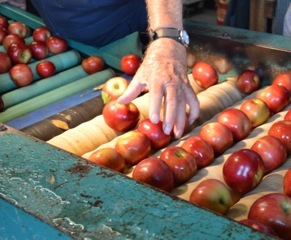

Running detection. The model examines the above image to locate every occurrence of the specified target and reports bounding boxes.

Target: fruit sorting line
[1,3,291,240]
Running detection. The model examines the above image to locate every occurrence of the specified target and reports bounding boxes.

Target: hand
[118,38,200,138]
[0,0,26,10]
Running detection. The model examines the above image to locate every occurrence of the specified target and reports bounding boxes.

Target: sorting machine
[1,3,291,240]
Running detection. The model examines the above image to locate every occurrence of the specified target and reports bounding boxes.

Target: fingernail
[175,129,183,138]
[151,113,159,124]
[163,124,172,135]
[188,118,195,125]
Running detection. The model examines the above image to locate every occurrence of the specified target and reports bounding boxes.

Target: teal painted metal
[1,198,72,240]
[0,127,273,239]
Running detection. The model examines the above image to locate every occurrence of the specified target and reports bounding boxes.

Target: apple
[236,70,260,94]
[192,61,218,89]
[0,27,7,44]
[181,136,214,168]
[9,63,34,87]
[217,108,252,142]
[189,178,236,215]
[199,122,234,156]
[7,21,29,38]
[7,42,32,64]
[88,147,125,173]
[272,72,291,93]
[268,120,291,154]
[0,52,12,73]
[132,157,174,192]
[257,85,290,114]
[45,36,68,54]
[159,146,197,185]
[0,15,8,29]
[120,54,141,76]
[239,219,277,237]
[2,34,25,50]
[284,169,291,197]
[251,135,287,174]
[223,149,265,194]
[36,61,56,78]
[32,27,51,42]
[248,193,291,240]
[102,100,140,132]
[240,98,270,128]
[81,55,104,75]
[137,118,171,150]
[284,109,291,121]
[101,77,129,104]
[29,41,49,60]
[115,130,151,166]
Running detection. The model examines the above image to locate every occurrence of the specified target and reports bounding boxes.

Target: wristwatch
[149,27,190,47]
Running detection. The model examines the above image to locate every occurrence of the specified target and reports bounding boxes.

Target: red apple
[217,108,252,142]
[115,130,151,166]
[0,15,8,29]
[268,120,291,154]
[120,54,141,76]
[9,63,34,87]
[36,61,56,78]
[251,135,287,174]
[3,34,25,50]
[101,76,129,104]
[192,61,218,89]
[102,100,140,132]
[284,169,291,197]
[199,122,234,156]
[32,27,51,42]
[257,85,290,114]
[223,149,265,194]
[248,193,291,240]
[159,146,197,185]
[7,42,32,64]
[132,157,174,192]
[239,219,277,237]
[88,147,125,173]
[272,72,291,93]
[45,36,68,54]
[0,51,12,73]
[240,98,270,128]
[236,70,260,94]
[0,27,7,44]
[7,21,29,38]
[29,41,49,60]
[181,136,214,168]
[81,55,104,74]
[284,109,291,121]
[189,178,236,215]
[137,118,171,150]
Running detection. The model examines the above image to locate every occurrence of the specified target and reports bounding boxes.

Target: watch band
[149,27,189,47]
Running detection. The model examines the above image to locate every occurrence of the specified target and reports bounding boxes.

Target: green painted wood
[0,128,274,240]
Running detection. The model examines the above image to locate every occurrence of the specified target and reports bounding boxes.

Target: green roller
[0,68,115,123]
[1,65,87,110]
[0,50,81,94]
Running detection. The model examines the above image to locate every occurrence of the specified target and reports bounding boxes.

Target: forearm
[146,0,183,29]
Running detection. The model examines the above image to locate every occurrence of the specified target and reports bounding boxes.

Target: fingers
[117,77,145,104]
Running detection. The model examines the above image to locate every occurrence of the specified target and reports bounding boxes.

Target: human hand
[118,38,200,138]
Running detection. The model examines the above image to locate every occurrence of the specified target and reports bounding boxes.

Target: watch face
[181,30,190,45]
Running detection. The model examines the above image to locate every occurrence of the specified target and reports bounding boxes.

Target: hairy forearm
[146,0,183,30]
